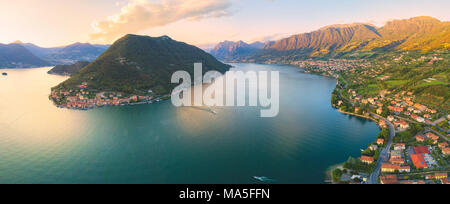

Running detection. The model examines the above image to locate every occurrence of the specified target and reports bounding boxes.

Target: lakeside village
[290,54,449,184]
[50,82,168,110]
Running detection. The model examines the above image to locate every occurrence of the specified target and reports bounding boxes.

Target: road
[368,114,395,184]
[335,84,394,184]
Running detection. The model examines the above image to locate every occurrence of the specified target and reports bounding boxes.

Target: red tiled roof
[380,175,398,184]
[443,148,450,155]
[360,156,374,162]
[381,163,410,171]
[411,154,428,169]
[390,158,405,164]
[414,146,430,154]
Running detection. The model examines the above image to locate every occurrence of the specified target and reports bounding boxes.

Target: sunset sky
[0,0,449,48]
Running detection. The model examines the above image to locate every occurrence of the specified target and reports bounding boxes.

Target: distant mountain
[0,43,50,68]
[240,16,450,62]
[210,40,265,61]
[42,43,108,65]
[20,43,61,59]
[48,61,90,76]
[15,42,109,65]
[55,34,231,95]
[265,23,381,52]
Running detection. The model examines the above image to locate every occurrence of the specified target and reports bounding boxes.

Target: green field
[358,83,380,95]
[416,80,448,88]
[385,80,409,86]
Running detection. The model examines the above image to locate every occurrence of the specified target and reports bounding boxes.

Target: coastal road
[368,114,395,184]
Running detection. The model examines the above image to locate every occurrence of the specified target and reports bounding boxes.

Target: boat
[254,176,275,183]
[207,106,217,115]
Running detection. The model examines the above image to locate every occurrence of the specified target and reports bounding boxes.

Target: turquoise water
[0,63,379,184]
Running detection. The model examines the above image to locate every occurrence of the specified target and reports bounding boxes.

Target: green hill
[48,61,90,76]
[55,34,231,95]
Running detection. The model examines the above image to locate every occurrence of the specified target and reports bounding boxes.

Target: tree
[332,169,343,182]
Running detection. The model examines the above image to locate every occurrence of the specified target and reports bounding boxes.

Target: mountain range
[210,16,449,62]
[55,34,231,95]
[210,41,265,61]
[0,41,109,68]
[0,43,50,68]
[19,42,109,65]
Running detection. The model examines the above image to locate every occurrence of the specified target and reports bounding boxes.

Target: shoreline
[52,97,168,111]
[282,63,384,183]
[336,109,379,123]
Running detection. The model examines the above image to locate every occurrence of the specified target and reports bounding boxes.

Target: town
[50,82,167,110]
[302,51,450,184]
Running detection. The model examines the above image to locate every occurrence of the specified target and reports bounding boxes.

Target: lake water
[0,63,379,184]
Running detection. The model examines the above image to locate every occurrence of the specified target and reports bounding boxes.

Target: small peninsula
[48,61,90,76]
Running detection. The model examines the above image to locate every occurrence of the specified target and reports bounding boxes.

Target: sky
[0,0,448,48]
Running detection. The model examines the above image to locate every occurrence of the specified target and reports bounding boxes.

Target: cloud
[90,0,232,43]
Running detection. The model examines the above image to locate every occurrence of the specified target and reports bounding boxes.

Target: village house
[410,114,425,123]
[414,103,427,112]
[426,133,439,141]
[377,138,385,145]
[387,116,395,122]
[394,120,409,129]
[381,163,411,173]
[390,157,405,165]
[379,120,387,128]
[394,143,406,151]
[380,175,398,184]
[391,150,403,159]
[416,135,426,142]
[442,148,450,156]
[426,173,448,180]
[360,156,374,164]
[377,108,383,115]
[439,142,449,149]
[369,144,378,151]
[388,106,403,113]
